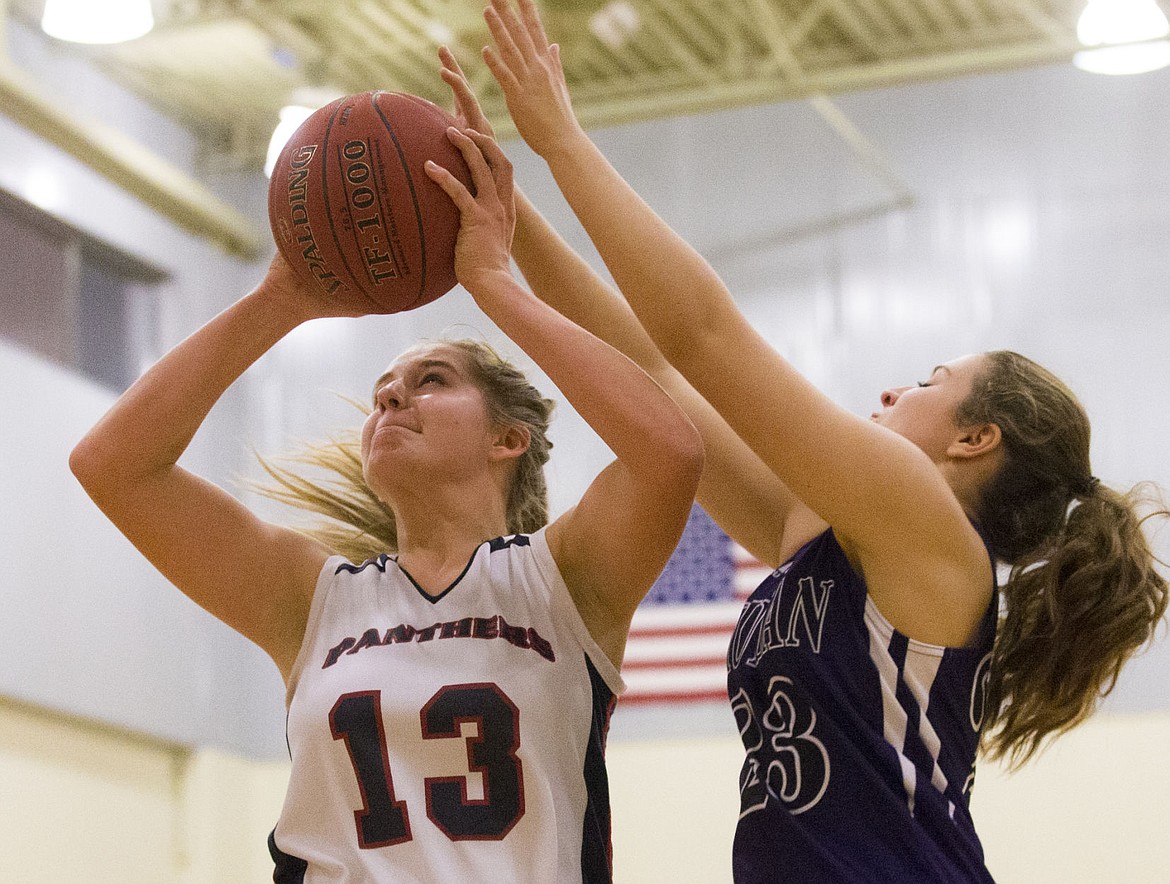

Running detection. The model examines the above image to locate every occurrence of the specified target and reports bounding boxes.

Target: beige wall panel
[0,700,183,883]
[3,700,1169,881]
[607,735,743,883]
[173,749,289,884]
[972,711,1170,884]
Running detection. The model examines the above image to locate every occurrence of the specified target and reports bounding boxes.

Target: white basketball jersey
[269,528,625,883]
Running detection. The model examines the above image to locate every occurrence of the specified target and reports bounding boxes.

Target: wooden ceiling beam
[238,13,326,69]
[683,0,749,55]
[576,35,642,80]
[913,0,965,38]
[382,0,443,33]
[349,2,443,89]
[564,67,707,106]
[788,1,841,48]
[941,0,989,31]
[648,1,724,67]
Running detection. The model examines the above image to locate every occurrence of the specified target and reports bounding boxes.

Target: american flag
[620,505,771,705]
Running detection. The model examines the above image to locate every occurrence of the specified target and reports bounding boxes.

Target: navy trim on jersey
[393,545,482,604]
[334,537,534,604]
[335,554,392,576]
[580,654,617,884]
[268,829,307,883]
[488,534,532,552]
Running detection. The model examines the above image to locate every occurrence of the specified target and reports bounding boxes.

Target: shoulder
[846,520,995,648]
[486,530,560,591]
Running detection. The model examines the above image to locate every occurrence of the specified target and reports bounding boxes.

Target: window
[0,186,166,391]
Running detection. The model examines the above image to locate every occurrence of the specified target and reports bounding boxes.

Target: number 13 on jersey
[330,682,525,848]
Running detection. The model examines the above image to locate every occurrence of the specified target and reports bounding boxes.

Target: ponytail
[253,426,397,564]
[983,482,1168,767]
[958,351,1168,767]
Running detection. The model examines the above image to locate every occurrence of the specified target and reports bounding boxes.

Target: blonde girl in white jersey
[70,112,702,882]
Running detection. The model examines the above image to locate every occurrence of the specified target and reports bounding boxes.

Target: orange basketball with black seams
[267,91,472,314]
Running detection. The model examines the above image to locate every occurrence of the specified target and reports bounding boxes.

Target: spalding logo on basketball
[267,91,473,314]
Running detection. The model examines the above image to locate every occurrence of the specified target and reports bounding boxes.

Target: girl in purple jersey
[458,1,1169,879]
[70,107,702,881]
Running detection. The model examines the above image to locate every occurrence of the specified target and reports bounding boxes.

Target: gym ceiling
[0,0,1150,257]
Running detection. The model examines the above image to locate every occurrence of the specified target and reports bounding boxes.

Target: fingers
[482,0,567,103]
[438,46,472,117]
[440,65,480,124]
[482,43,520,95]
[439,46,500,140]
[516,0,551,51]
[489,0,539,59]
[438,44,466,81]
[433,127,512,219]
[424,158,476,215]
[464,128,514,204]
[446,127,490,199]
[425,128,488,216]
[484,3,527,76]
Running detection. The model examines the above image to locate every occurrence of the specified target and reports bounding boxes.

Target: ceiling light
[424,21,454,45]
[23,166,65,212]
[41,0,154,45]
[264,88,344,178]
[1073,0,1170,75]
[589,1,640,51]
[264,105,317,179]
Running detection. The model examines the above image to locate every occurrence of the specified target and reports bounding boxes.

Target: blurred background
[1,0,1168,880]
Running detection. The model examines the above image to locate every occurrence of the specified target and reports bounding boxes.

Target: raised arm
[68,256,361,680]
[479,0,993,645]
[425,123,702,665]
[440,47,808,568]
[511,191,826,568]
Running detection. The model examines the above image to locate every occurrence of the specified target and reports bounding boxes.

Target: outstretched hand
[424,126,517,298]
[439,45,496,140]
[482,0,584,158]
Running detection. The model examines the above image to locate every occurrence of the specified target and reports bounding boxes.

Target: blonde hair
[958,351,1168,767]
[253,339,554,563]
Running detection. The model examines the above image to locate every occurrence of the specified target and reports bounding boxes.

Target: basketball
[267,91,473,314]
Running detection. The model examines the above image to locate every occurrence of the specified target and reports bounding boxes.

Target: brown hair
[957,351,1168,767]
[252,339,554,563]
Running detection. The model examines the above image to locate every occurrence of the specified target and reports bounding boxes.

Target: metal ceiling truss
[7,0,1097,164]
[4,0,1158,256]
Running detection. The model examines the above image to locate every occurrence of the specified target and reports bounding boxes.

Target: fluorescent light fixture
[41,0,154,45]
[1074,0,1170,75]
[1074,42,1170,74]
